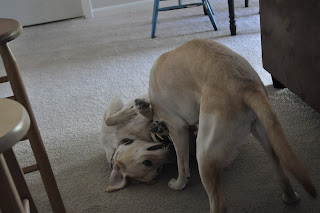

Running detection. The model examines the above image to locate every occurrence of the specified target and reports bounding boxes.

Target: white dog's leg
[105,106,138,126]
[135,99,153,120]
[251,120,300,204]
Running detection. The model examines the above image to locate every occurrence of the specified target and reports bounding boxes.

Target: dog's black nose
[149,122,159,133]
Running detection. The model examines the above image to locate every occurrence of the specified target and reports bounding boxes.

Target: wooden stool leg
[0,43,66,213]
[4,149,38,213]
[0,154,25,213]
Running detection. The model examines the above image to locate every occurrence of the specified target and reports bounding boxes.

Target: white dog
[101,95,174,192]
[148,39,317,212]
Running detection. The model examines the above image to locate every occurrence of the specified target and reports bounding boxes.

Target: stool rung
[23,164,39,174]
[0,76,9,83]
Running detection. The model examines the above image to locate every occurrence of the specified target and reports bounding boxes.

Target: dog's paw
[134,99,150,111]
[168,178,187,190]
[149,121,168,134]
[282,192,300,204]
[123,107,138,120]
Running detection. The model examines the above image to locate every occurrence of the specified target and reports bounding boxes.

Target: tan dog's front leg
[167,125,190,190]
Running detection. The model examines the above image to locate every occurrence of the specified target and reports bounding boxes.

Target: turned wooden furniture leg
[0,43,66,213]
[3,149,38,213]
[228,0,236,35]
[0,154,26,213]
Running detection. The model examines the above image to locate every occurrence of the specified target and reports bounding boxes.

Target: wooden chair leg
[4,149,38,213]
[202,0,218,31]
[0,154,25,213]
[151,0,160,38]
[0,43,66,213]
[228,0,236,35]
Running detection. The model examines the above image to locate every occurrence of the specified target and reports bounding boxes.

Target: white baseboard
[81,0,93,19]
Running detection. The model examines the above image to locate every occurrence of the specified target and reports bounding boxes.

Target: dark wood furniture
[260,0,320,112]
[0,18,66,213]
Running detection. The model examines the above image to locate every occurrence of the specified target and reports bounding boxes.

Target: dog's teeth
[156,134,163,140]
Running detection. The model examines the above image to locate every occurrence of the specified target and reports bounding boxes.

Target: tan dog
[148,39,317,212]
[101,95,173,192]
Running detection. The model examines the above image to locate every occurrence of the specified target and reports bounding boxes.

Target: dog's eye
[121,138,134,145]
[143,160,153,167]
[147,144,164,151]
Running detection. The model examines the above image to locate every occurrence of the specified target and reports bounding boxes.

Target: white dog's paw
[123,107,138,120]
[168,178,187,190]
[134,99,150,111]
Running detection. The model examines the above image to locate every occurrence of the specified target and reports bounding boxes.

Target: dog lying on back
[101,95,173,192]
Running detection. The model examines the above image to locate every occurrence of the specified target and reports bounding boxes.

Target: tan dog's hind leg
[196,112,227,213]
[251,120,300,204]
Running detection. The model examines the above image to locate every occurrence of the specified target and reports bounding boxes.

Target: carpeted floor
[1,0,319,212]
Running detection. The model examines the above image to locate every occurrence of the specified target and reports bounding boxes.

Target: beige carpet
[1,0,319,212]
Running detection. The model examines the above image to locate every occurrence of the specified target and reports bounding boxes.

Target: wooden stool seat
[0,98,30,153]
[0,98,32,213]
[0,18,22,45]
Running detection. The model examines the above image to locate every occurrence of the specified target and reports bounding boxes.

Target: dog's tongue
[106,169,127,192]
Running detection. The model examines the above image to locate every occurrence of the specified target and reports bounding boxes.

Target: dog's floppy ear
[106,169,127,192]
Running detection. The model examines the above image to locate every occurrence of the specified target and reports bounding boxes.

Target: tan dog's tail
[243,87,317,198]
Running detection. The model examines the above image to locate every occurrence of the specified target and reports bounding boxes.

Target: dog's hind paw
[135,99,150,110]
[282,192,300,204]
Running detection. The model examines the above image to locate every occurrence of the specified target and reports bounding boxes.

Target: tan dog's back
[150,39,265,124]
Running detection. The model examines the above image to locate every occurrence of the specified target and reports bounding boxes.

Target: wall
[0,0,83,26]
